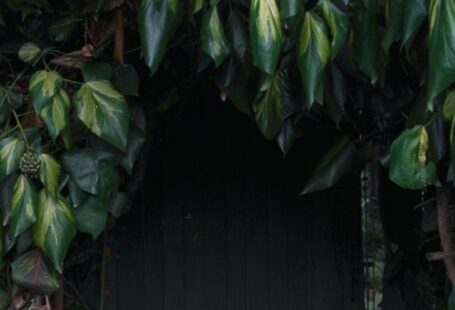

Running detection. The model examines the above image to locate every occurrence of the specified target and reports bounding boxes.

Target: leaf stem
[63,79,83,85]
[12,110,29,147]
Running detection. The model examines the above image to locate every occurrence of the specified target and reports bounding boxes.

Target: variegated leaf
[201,6,231,67]
[9,175,38,238]
[33,190,76,273]
[39,154,61,197]
[39,89,70,141]
[318,0,348,59]
[0,137,26,180]
[250,0,282,75]
[29,70,63,112]
[74,80,129,150]
[297,12,331,108]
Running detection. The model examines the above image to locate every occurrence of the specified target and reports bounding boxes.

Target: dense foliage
[0,0,455,308]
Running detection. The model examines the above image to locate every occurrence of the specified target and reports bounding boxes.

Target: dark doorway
[105,91,363,310]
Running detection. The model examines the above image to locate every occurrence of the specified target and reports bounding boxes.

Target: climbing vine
[0,0,455,308]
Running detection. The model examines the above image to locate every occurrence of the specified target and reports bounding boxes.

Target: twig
[12,110,29,147]
[426,251,455,261]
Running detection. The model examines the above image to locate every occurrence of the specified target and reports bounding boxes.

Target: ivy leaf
[443,91,455,121]
[249,0,282,75]
[11,250,60,295]
[253,72,296,140]
[18,42,41,63]
[297,12,331,108]
[389,126,438,189]
[402,0,427,46]
[428,0,455,100]
[0,137,26,180]
[280,0,303,19]
[139,0,183,74]
[33,190,76,273]
[74,80,129,150]
[318,0,348,59]
[9,175,38,238]
[201,6,231,67]
[29,70,63,112]
[382,0,405,54]
[190,0,204,14]
[301,137,356,195]
[62,150,118,199]
[277,118,300,157]
[39,154,61,197]
[109,192,128,218]
[352,7,379,83]
[121,126,146,174]
[74,196,107,239]
[39,89,70,141]
[0,86,23,113]
[226,12,248,62]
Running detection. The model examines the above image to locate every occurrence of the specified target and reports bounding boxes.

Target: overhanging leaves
[33,190,76,273]
[389,126,438,189]
[300,137,356,195]
[74,80,129,150]
[249,0,282,75]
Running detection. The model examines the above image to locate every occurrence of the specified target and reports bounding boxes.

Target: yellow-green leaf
[297,12,331,108]
[201,6,231,67]
[39,154,61,197]
[9,175,38,238]
[29,70,63,112]
[74,80,129,150]
[0,137,26,180]
[18,42,41,63]
[319,0,348,59]
[389,126,438,189]
[33,190,76,273]
[250,0,282,75]
[39,89,70,141]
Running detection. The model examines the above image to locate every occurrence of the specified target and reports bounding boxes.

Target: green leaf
[39,89,70,141]
[297,12,331,108]
[39,154,61,197]
[62,150,118,199]
[318,0,348,59]
[114,64,139,96]
[74,80,129,150]
[9,175,38,238]
[74,196,107,239]
[68,179,88,209]
[109,192,128,218]
[249,0,282,75]
[428,0,455,100]
[11,250,60,295]
[0,288,10,310]
[18,42,41,63]
[33,190,76,272]
[280,0,302,19]
[190,0,204,14]
[301,137,356,195]
[253,72,296,140]
[139,0,183,74]
[201,6,231,67]
[29,70,63,112]
[277,118,300,157]
[402,0,427,46]
[121,126,146,174]
[226,12,249,62]
[352,7,380,83]
[389,126,438,189]
[382,0,405,54]
[0,137,26,180]
[80,62,113,82]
